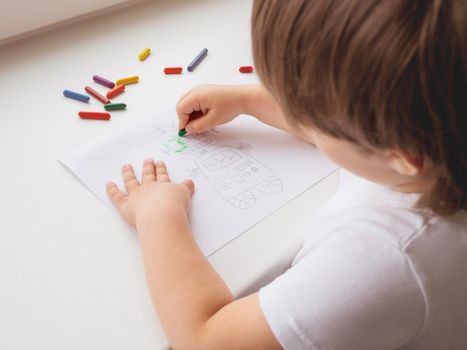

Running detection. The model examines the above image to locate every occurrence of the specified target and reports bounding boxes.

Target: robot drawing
[153,125,283,209]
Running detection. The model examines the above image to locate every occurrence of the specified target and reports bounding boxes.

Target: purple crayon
[93,75,115,89]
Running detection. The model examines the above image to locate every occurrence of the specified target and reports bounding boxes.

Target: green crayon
[104,103,127,111]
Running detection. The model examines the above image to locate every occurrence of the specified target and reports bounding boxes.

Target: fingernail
[145,158,154,163]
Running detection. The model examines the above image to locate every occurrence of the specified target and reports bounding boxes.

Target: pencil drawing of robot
[195,146,283,209]
[153,124,283,209]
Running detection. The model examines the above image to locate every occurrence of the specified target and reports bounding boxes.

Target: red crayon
[78,111,111,120]
[106,84,125,99]
[85,86,110,104]
[164,67,183,75]
[239,65,254,73]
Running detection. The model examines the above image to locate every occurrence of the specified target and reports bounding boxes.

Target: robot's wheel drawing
[230,191,256,209]
[255,177,283,194]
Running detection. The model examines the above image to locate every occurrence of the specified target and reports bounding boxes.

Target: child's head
[252,0,466,215]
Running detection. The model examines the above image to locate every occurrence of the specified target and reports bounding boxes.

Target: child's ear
[387,151,424,176]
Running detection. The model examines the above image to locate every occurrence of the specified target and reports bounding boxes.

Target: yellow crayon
[116,75,139,86]
[138,48,151,61]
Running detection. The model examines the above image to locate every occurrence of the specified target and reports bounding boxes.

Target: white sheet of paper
[60,113,337,256]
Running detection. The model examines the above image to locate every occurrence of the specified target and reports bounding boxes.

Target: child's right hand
[176,85,249,134]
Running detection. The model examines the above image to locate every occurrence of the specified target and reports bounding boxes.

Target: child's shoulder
[302,170,429,248]
[311,170,466,242]
[262,205,427,349]
[259,172,467,349]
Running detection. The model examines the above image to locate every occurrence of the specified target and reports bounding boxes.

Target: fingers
[176,85,239,134]
[141,158,156,184]
[106,181,127,206]
[176,90,201,129]
[155,161,171,183]
[181,179,195,196]
[176,88,211,130]
[185,110,218,134]
[122,164,140,193]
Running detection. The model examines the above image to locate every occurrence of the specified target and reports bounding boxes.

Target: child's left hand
[105,158,280,350]
[106,158,195,229]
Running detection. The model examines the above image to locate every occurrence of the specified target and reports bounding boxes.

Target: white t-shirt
[259,170,467,350]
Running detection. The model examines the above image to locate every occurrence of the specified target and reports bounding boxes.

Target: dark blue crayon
[187,48,208,72]
[63,89,90,103]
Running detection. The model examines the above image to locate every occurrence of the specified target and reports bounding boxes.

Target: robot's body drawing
[195,146,283,209]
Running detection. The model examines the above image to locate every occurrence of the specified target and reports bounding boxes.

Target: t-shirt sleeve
[258,230,426,350]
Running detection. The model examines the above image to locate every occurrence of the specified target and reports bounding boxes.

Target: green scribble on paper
[164,136,188,154]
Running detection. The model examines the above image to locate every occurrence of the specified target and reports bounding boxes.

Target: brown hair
[252,0,467,216]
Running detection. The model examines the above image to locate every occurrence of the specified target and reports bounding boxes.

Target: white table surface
[0,1,339,349]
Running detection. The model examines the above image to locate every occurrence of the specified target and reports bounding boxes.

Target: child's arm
[107,160,282,350]
[176,84,314,144]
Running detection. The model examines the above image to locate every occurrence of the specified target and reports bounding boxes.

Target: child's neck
[390,176,431,194]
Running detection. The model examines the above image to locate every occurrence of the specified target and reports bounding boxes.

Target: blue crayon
[187,48,208,72]
[63,89,90,103]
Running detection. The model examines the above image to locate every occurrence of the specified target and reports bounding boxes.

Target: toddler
[106,0,467,348]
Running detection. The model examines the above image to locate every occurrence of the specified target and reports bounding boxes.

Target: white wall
[0,0,137,42]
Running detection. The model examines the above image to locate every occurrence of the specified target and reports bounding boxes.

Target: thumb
[181,179,195,196]
[185,111,218,134]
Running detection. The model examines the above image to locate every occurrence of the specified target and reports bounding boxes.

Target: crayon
[106,84,125,99]
[78,111,111,120]
[85,86,110,104]
[93,75,115,89]
[63,89,90,103]
[239,66,254,73]
[187,48,208,72]
[164,67,183,74]
[116,76,139,86]
[138,48,151,61]
[178,128,187,137]
[104,103,127,111]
